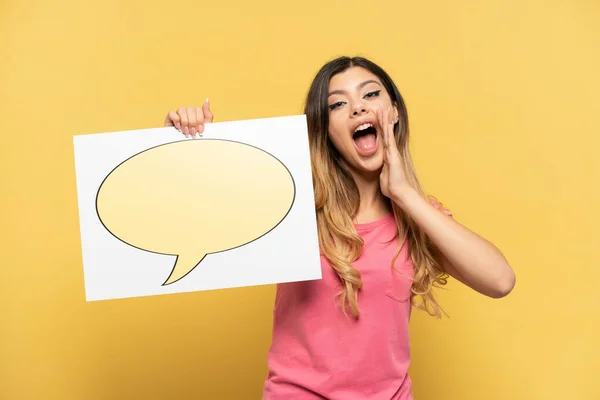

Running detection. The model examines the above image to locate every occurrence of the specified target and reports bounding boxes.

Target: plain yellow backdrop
[2,0,599,399]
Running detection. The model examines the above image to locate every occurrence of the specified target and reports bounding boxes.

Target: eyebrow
[327,80,381,97]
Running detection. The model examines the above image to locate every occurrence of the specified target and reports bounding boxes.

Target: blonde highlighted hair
[304,56,448,318]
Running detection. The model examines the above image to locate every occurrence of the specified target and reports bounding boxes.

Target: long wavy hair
[304,56,448,318]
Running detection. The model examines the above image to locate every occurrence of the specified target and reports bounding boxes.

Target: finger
[377,107,388,149]
[386,106,395,148]
[177,106,190,137]
[203,98,214,123]
[165,110,181,131]
[195,107,205,135]
[383,107,391,149]
[187,106,197,137]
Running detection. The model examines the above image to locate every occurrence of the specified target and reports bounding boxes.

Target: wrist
[390,185,420,208]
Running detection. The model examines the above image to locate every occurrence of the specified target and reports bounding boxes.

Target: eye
[364,90,381,99]
[328,101,345,110]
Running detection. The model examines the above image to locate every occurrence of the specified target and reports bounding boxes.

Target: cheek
[327,131,344,154]
[373,98,392,112]
[326,116,348,148]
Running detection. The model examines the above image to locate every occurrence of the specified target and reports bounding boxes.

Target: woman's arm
[392,189,516,298]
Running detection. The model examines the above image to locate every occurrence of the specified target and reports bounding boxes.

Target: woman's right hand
[164,99,214,138]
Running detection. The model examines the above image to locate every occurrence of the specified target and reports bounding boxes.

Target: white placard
[73,114,322,301]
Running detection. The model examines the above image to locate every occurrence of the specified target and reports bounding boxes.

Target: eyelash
[328,90,382,110]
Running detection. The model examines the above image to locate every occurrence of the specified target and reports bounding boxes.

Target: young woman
[163,56,516,400]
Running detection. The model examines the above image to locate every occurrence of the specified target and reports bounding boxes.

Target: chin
[351,151,384,174]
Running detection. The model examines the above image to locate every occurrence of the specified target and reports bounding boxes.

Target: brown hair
[304,56,448,318]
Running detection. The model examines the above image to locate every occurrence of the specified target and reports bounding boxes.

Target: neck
[351,170,391,224]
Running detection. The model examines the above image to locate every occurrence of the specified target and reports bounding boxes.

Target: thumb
[202,98,214,123]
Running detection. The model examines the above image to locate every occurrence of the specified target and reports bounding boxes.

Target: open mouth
[352,123,378,154]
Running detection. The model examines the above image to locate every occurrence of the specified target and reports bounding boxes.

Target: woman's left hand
[378,106,411,201]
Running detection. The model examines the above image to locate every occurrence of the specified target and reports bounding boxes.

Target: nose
[351,101,367,116]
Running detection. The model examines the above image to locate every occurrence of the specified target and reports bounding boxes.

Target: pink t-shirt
[262,211,415,400]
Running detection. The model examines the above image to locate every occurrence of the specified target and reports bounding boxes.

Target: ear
[392,104,400,124]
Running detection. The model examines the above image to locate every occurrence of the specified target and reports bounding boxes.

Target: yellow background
[1,0,598,399]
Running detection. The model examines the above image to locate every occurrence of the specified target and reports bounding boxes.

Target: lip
[351,117,379,135]
[353,134,379,157]
[351,118,380,157]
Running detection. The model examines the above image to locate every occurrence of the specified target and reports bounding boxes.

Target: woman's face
[326,66,398,176]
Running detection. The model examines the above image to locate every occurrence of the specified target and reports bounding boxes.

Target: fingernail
[175,122,181,131]
[206,97,209,104]
[199,125,205,134]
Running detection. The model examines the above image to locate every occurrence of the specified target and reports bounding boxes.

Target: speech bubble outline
[95,138,296,286]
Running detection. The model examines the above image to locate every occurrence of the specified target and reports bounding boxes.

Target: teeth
[355,123,373,132]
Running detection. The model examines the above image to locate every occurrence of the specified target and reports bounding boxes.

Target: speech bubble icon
[96,139,295,285]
